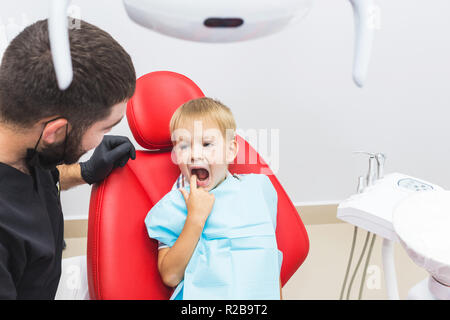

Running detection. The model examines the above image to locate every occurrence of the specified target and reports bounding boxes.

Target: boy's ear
[226,137,239,164]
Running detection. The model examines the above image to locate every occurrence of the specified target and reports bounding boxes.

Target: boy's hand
[179,174,215,227]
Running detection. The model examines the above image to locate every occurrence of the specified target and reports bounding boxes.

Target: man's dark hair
[0,19,136,130]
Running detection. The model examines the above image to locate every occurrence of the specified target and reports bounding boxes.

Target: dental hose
[346,231,370,299]
[358,233,376,299]
[339,226,358,300]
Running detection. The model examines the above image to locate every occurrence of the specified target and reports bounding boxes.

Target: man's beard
[26,125,86,170]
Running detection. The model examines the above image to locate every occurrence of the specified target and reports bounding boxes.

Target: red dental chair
[86,71,309,299]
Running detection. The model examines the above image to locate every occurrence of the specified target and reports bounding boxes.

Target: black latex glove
[80,135,136,185]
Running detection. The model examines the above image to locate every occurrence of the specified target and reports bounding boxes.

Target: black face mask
[25,117,68,170]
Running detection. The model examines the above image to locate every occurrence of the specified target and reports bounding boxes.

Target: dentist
[0,19,136,299]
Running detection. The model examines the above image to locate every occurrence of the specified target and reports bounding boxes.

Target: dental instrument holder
[353,151,384,187]
[339,152,446,299]
[371,153,400,299]
[367,153,399,299]
[344,152,400,299]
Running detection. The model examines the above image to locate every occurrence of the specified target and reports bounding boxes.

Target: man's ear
[41,118,69,144]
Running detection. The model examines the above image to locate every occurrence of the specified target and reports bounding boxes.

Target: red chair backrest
[87,71,309,299]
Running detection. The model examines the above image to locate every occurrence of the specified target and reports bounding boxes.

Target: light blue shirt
[145,172,282,300]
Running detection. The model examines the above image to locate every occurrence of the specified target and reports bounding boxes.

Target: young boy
[145,97,282,300]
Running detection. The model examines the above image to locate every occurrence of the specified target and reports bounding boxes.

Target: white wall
[1,0,450,220]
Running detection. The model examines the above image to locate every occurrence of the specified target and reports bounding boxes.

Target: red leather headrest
[127,71,205,150]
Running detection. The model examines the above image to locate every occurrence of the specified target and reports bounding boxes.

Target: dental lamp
[48,0,377,90]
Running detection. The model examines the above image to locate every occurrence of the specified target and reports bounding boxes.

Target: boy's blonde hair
[170,97,236,141]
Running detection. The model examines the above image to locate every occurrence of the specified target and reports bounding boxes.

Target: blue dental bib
[145,172,282,300]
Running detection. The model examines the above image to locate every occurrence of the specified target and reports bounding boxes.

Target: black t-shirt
[0,162,64,299]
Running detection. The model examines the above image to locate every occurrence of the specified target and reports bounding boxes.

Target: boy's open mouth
[190,166,210,187]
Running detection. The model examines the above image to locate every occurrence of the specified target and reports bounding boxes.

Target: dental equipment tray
[337,173,444,240]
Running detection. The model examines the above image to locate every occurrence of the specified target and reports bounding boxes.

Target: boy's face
[171,118,238,191]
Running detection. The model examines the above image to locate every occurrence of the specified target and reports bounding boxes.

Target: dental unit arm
[48,0,376,90]
[338,152,444,299]
[349,0,376,87]
[48,0,72,90]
